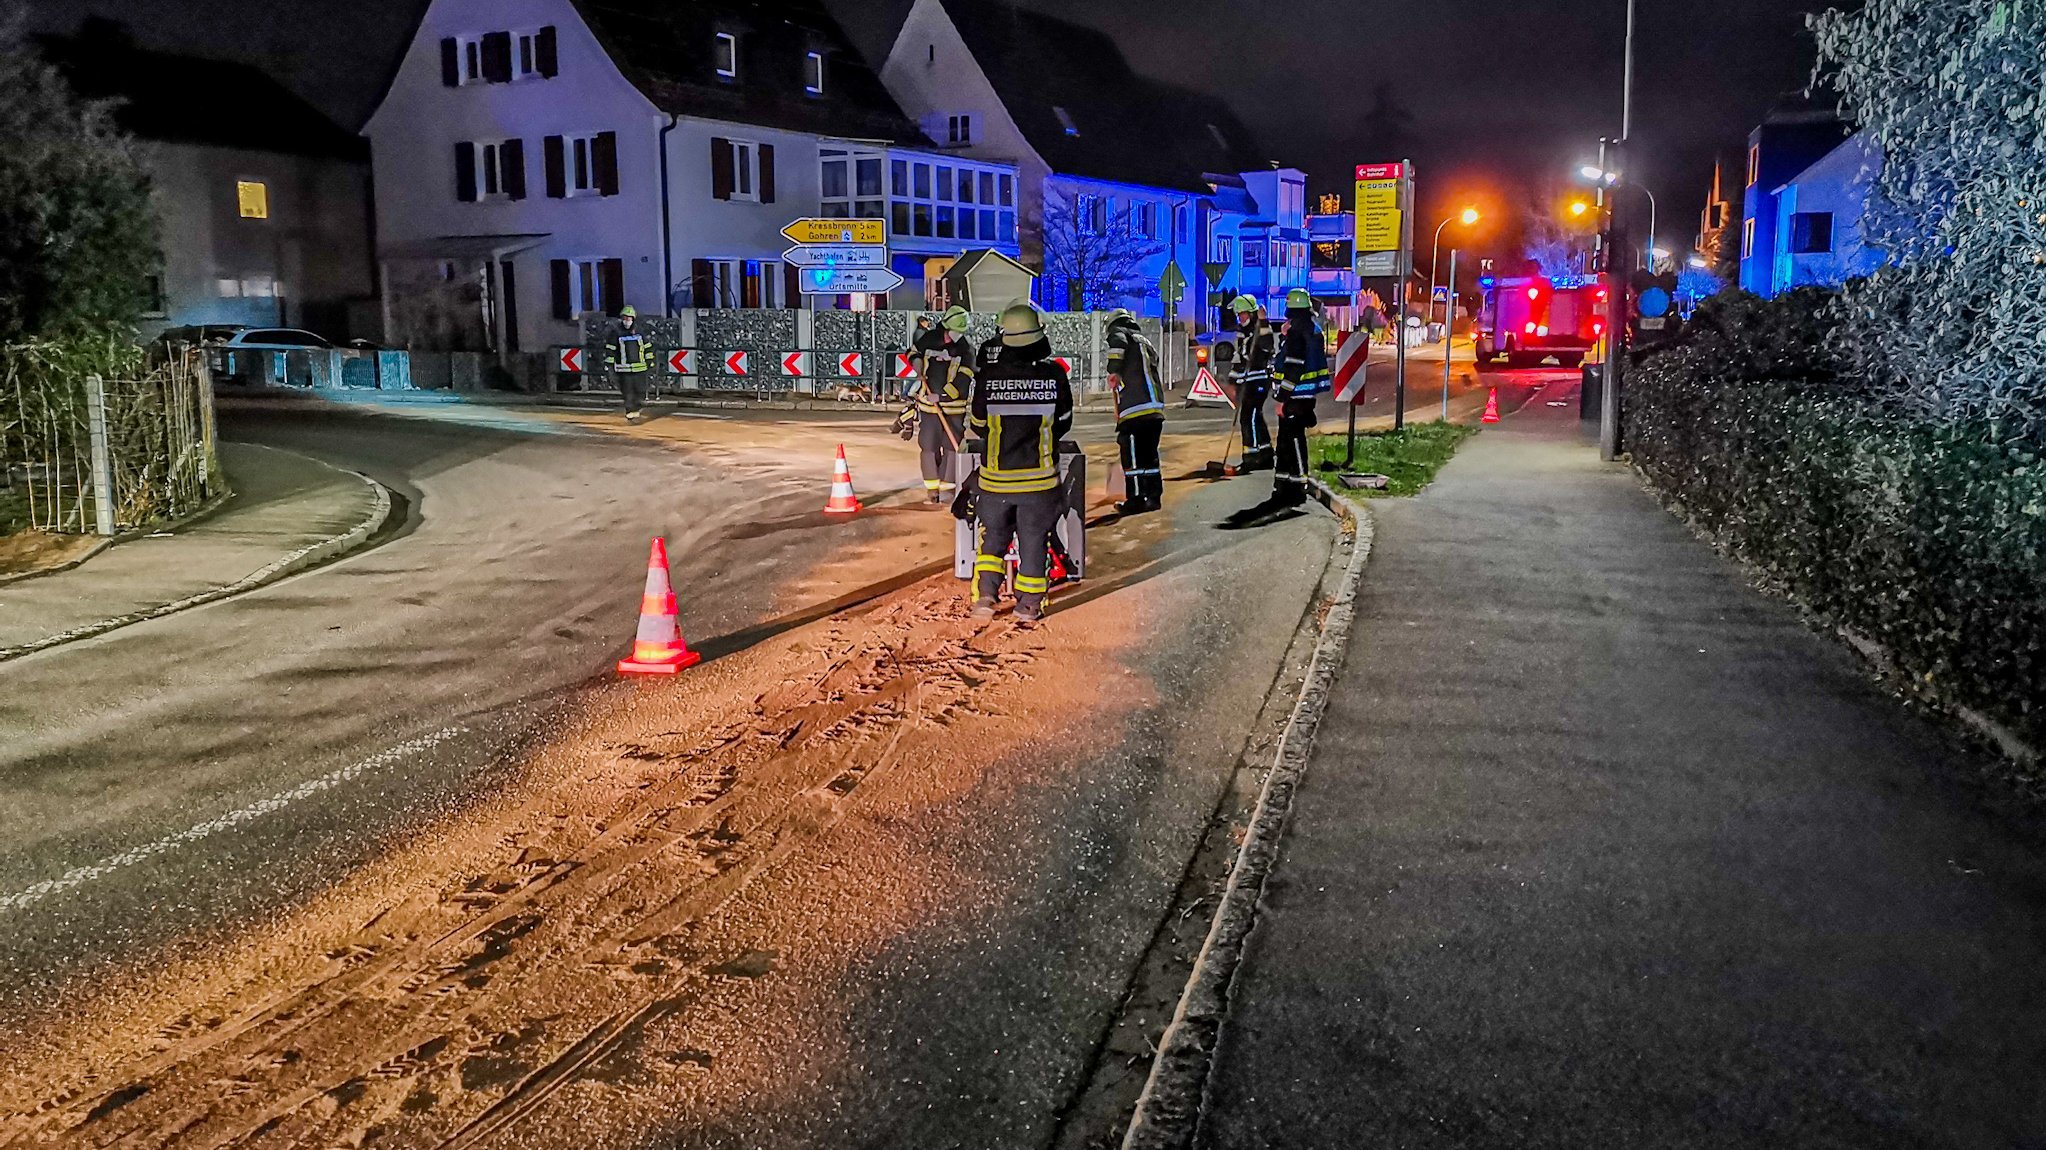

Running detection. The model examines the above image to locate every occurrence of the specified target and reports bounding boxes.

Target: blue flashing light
[1549,273,1589,289]
[1478,276,1495,288]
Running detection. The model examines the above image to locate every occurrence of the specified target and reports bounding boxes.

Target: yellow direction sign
[782,218,885,245]
[1355,162,1406,254]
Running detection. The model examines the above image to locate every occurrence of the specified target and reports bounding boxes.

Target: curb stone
[0,446,396,663]
[1118,477,1374,1150]
[0,487,236,587]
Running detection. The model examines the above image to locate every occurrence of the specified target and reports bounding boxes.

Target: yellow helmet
[617,304,637,318]
[997,303,1047,347]
[1286,288,1312,310]
[1229,294,1260,315]
[940,305,970,332]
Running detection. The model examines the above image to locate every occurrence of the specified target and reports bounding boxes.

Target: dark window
[593,131,618,196]
[715,32,737,79]
[936,206,955,238]
[482,31,512,82]
[499,260,520,351]
[454,141,477,202]
[822,160,848,199]
[856,158,882,197]
[142,274,166,316]
[543,135,566,198]
[501,138,526,200]
[535,25,558,77]
[440,37,459,86]
[550,259,572,320]
[599,258,624,314]
[758,143,776,203]
[893,202,911,234]
[804,51,824,95]
[891,159,908,197]
[1790,211,1834,254]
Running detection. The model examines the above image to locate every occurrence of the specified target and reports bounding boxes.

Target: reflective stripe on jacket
[970,355,1074,494]
[1274,327,1331,399]
[607,330,649,372]
[913,330,974,415]
[1106,327,1165,423]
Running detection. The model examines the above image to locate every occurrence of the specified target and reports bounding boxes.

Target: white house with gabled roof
[363,0,1020,353]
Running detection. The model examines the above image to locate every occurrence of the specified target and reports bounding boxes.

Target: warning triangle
[1188,366,1231,406]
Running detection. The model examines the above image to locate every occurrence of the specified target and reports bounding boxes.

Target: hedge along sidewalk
[0,442,393,660]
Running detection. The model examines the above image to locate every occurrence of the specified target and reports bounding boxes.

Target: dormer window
[947,114,973,145]
[715,32,737,79]
[805,50,825,95]
[1053,105,1078,137]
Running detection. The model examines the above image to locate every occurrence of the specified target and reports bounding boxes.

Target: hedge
[1625,291,2046,769]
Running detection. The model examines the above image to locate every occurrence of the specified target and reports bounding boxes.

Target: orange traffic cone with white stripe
[824,444,862,514]
[1481,388,1501,424]
[618,537,700,675]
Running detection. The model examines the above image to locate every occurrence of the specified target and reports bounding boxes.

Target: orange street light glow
[1569,201,1591,217]
[1459,207,1481,226]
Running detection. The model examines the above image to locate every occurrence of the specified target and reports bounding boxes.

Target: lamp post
[1604,0,1636,462]
[1441,246,1459,420]
[1425,207,1480,345]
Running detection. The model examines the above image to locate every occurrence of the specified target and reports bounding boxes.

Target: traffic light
[1629,270,1681,343]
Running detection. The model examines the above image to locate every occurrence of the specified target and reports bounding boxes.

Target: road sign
[800,267,906,295]
[1187,366,1231,406]
[1355,160,1406,255]
[782,218,885,246]
[836,352,864,376]
[1332,330,1369,402]
[893,352,916,379]
[1357,251,1399,277]
[779,351,810,377]
[1202,261,1230,288]
[723,351,749,376]
[1431,286,1451,302]
[666,348,695,375]
[557,347,584,373]
[783,244,889,269]
[1158,262,1187,305]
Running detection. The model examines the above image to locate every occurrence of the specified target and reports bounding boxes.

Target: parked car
[156,323,249,347]
[209,328,334,384]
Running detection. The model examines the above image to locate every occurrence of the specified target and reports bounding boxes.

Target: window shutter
[550,260,571,320]
[502,138,526,200]
[759,143,776,204]
[691,259,713,308]
[599,259,625,315]
[535,25,558,77]
[482,31,512,82]
[593,131,619,196]
[440,37,459,86]
[710,138,733,201]
[543,135,565,198]
[782,261,799,308]
[454,141,477,202]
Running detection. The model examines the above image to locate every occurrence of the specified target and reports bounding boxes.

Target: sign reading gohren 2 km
[782,218,885,246]
[1354,162,1405,276]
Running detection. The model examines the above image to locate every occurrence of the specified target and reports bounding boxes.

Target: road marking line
[0,725,466,915]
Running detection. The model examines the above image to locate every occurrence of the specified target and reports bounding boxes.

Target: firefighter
[1270,288,1332,507]
[912,305,975,503]
[1230,295,1277,470]
[605,304,652,422]
[969,303,1073,623]
[1103,308,1165,515]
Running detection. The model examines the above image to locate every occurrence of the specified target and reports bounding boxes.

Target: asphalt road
[0,403,932,1013]
[0,394,1351,1150]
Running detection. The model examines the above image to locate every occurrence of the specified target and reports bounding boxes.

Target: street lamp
[1570,200,1592,218]
[1427,207,1480,345]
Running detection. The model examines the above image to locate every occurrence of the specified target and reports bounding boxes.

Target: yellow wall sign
[236,180,269,220]
[782,218,885,245]
[1358,207,1402,250]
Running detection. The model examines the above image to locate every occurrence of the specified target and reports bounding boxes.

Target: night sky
[28,0,1829,267]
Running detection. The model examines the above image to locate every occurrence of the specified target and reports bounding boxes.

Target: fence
[1,345,224,536]
[567,308,1187,398]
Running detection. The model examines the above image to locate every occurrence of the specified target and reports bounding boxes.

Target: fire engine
[1474,274,1608,368]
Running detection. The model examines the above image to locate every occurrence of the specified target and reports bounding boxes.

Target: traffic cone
[824,444,862,514]
[618,537,700,675]
[1481,388,1501,424]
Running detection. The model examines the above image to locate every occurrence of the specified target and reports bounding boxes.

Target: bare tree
[1041,189,1164,312]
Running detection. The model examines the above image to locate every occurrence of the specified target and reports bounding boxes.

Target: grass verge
[1310,421,1477,498]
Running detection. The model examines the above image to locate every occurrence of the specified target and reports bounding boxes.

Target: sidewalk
[1199,386,2046,1147]
[0,442,389,658]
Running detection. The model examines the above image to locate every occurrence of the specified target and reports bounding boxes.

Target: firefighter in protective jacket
[1270,288,1332,506]
[913,306,975,503]
[969,303,1073,623]
[605,304,652,422]
[1104,309,1165,514]
[1230,295,1277,470]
